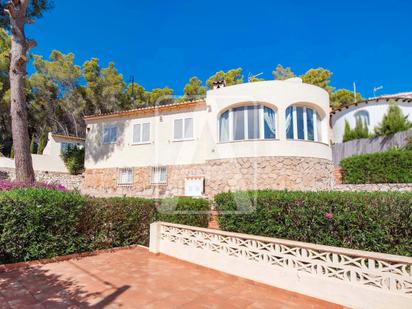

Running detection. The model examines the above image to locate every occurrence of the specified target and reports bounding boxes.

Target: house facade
[331,92,412,143]
[83,79,334,198]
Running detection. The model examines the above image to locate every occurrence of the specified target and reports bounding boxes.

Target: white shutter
[174,119,183,140]
[184,118,193,139]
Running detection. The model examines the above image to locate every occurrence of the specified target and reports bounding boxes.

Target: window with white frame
[133,122,150,144]
[219,105,277,142]
[151,166,167,184]
[103,126,118,144]
[118,168,133,185]
[285,106,322,142]
[354,110,370,126]
[174,118,193,140]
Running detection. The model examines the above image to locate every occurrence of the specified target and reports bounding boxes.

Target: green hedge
[0,189,210,264]
[215,190,412,256]
[340,148,412,184]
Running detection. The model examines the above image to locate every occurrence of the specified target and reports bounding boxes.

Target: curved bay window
[219,105,277,142]
[285,106,322,142]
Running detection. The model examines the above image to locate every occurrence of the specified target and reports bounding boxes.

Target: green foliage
[206,68,243,89]
[29,136,36,154]
[78,197,157,251]
[181,76,206,101]
[343,119,370,142]
[9,145,13,158]
[215,190,412,256]
[330,89,363,109]
[146,87,174,105]
[61,146,85,175]
[272,64,295,80]
[301,67,334,94]
[374,103,412,137]
[0,189,86,264]
[0,189,210,264]
[37,130,47,154]
[404,136,412,151]
[157,197,210,227]
[340,148,412,184]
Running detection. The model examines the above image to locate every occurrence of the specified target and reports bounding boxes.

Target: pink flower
[324,212,333,219]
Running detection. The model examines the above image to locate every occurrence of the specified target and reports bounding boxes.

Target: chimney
[213,80,226,90]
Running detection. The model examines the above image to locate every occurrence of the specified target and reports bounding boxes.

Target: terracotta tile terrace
[0,247,345,309]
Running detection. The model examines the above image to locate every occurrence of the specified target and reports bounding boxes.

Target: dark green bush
[215,190,412,256]
[156,197,210,227]
[340,148,412,184]
[0,189,210,264]
[0,189,86,264]
[61,146,85,175]
[79,197,157,250]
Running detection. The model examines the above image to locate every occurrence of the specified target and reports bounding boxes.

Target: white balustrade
[149,221,412,309]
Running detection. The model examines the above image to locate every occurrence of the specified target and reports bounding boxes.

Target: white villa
[83,79,334,198]
[331,92,412,143]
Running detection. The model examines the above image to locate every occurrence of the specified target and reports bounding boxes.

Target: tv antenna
[248,72,263,82]
[373,85,383,98]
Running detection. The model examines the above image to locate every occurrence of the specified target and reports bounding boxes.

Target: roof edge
[331,96,412,114]
[84,100,207,122]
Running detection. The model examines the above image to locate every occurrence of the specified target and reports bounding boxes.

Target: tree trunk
[7,0,35,182]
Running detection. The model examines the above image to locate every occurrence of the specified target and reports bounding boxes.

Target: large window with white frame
[354,110,370,126]
[285,106,322,142]
[103,126,118,144]
[219,105,277,142]
[174,117,193,140]
[132,122,150,144]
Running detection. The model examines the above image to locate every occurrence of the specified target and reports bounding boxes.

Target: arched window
[354,110,370,126]
[219,105,277,142]
[285,106,322,142]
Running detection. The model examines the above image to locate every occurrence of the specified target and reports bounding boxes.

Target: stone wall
[0,168,84,191]
[333,183,412,192]
[82,156,335,198]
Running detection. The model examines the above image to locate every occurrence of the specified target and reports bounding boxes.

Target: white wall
[331,100,412,143]
[85,80,332,169]
[0,155,68,173]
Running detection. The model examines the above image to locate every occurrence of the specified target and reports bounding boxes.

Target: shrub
[156,197,210,227]
[374,103,412,137]
[0,189,86,264]
[79,197,157,250]
[0,190,210,264]
[340,148,412,184]
[61,146,85,175]
[215,190,412,256]
[343,119,369,142]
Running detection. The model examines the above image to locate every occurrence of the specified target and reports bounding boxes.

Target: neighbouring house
[0,133,85,175]
[331,92,412,143]
[83,79,334,198]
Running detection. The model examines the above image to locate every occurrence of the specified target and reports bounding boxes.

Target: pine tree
[374,103,412,137]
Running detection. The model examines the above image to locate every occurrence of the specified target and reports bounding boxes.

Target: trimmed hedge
[215,190,412,256]
[0,189,210,264]
[340,148,412,184]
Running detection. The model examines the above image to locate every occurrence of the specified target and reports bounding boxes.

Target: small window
[60,142,74,154]
[103,126,118,144]
[174,118,193,140]
[355,110,370,126]
[133,122,150,144]
[151,166,167,184]
[118,168,133,185]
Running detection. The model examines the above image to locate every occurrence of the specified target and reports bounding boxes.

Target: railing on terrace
[149,222,412,309]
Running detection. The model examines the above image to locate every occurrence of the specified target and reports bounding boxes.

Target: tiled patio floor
[0,247,345,308]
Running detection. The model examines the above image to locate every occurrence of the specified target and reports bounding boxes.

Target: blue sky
[26,0,411,97]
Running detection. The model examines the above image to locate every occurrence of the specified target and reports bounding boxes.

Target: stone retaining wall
[82,156,335,198]
[333,183,412,192]
[0,168,84,191]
